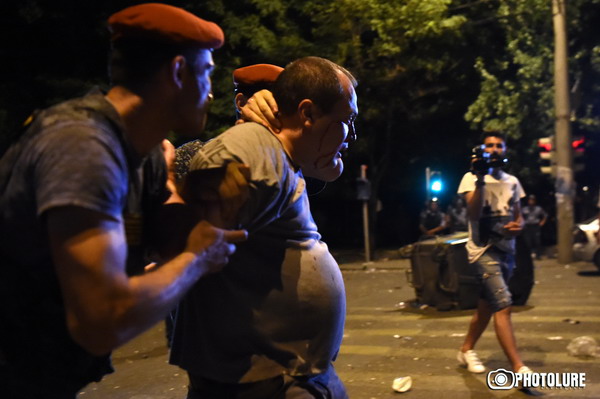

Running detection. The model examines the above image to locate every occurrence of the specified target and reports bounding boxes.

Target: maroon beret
[233,64,284,86]
[108,3,224,49]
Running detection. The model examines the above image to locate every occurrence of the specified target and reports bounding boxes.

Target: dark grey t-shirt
[522,205,546,226]
[0,89,167,391]
[170,123,346,383]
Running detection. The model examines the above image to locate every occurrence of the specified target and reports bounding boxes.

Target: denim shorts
[475,249,514,312]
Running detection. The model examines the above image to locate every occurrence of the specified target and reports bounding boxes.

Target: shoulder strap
[0,110,42,195]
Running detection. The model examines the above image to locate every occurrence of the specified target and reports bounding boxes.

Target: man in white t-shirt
[455,132,532,378]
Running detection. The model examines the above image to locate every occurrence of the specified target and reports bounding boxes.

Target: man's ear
[298,99,315,127]
[171,55,187,90]
[235,93,248,112]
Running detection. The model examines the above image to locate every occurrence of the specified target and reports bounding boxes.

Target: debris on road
[392,376,412,393]
[567,336,599,357]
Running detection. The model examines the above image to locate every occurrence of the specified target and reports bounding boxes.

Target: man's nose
[347,123,357,143]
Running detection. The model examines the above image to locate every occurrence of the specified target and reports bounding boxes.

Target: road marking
[339,345,391,355]
[339,346,600,365]
[343,328,595,341]
[346,314,600,322]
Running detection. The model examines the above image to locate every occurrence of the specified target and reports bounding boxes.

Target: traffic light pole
[553,0,574,263]
[425,167,431,201]
[360,165,372,263]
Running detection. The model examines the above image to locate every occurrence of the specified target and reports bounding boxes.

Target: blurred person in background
[447,195,468,233]
[419,198,447,237]
[521,194,547,259]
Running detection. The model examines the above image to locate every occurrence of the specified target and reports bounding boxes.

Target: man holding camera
[455,132,532,377]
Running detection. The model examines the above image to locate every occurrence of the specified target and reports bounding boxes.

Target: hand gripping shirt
[169,122,346,383]
[457,171,525,263]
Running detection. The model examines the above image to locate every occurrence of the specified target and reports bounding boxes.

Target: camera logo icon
[487,368,516,390]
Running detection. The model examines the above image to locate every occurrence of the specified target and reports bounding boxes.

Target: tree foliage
[169,0,481,246]
[3,0,600,246]
[465,0,555,138]
[462,0,600,216]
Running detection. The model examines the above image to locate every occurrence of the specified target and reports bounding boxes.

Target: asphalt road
[79,256,600,398]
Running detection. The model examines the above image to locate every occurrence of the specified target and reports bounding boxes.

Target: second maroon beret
[233,64,284,87]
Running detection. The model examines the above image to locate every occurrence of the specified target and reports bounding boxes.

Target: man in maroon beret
[174,63,284,184]
[0,4,248,397]
[233,64,284,117]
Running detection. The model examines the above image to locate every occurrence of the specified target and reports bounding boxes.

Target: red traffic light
[537,136,584,152]
[572,137,585,152]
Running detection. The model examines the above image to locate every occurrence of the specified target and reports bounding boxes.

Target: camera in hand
[470,145,507,174]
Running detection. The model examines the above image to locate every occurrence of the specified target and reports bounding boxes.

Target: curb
[338,258,411,271]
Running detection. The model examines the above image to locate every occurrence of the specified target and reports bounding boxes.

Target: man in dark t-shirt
[0,4,247,397]
[171,56,358,399]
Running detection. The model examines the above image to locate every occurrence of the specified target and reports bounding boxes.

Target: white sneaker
[457,350,486,373]
[517,366,533,374]
[516,366,533,388]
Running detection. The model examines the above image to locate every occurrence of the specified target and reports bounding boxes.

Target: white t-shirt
[457,171,525,263]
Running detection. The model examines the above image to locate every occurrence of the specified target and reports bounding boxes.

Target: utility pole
[552,0,574,263]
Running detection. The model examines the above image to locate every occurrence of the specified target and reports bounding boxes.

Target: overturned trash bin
[406,232,479,311]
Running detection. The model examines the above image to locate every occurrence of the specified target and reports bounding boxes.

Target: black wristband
[475,180,486,187]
